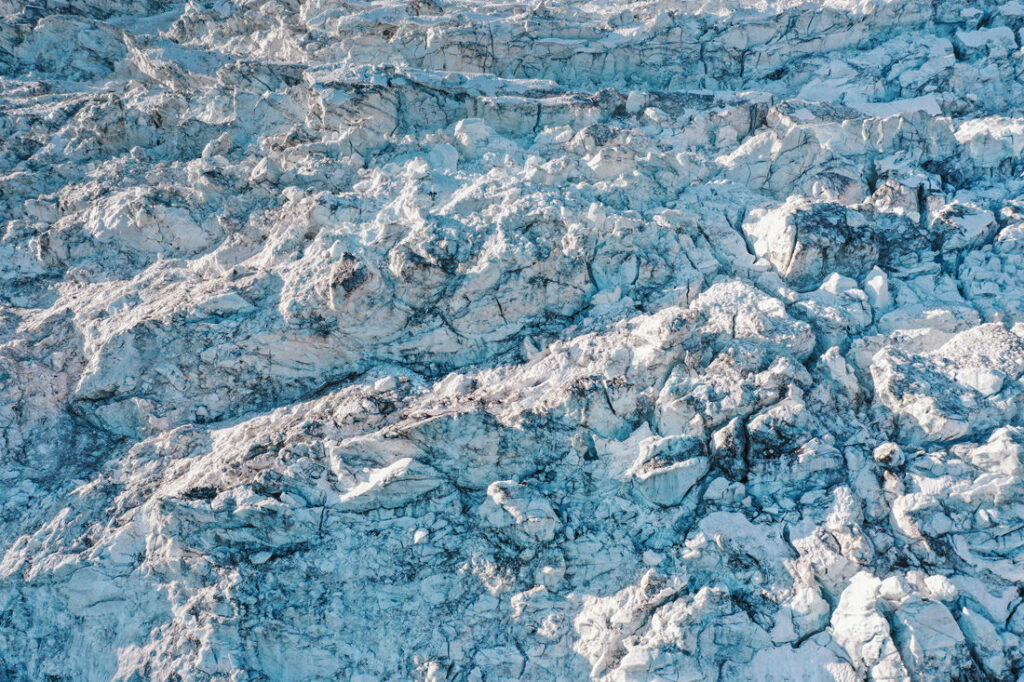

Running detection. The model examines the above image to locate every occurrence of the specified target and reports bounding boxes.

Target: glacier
[3,0,1024,679]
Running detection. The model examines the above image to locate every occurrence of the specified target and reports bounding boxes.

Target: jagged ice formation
[3,0,1024,679]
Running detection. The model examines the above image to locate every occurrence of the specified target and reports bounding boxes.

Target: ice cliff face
[3,0,1024,679]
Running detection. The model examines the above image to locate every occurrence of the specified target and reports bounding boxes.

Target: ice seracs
[4,0,1024,679]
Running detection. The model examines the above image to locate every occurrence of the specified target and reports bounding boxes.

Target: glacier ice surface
[3,0,1024,679]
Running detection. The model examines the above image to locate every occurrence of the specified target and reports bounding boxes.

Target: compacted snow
[3,0,1024,679]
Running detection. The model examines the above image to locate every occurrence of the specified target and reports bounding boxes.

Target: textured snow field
[3,0,1024,679]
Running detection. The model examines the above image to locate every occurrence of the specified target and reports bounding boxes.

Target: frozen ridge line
[3,0,1024,679]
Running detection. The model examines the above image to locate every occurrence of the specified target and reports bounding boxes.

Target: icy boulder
[743,198,878,291]
[630,435,709,506]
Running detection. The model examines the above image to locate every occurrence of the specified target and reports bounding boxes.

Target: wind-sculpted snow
[3,0,1024,679]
